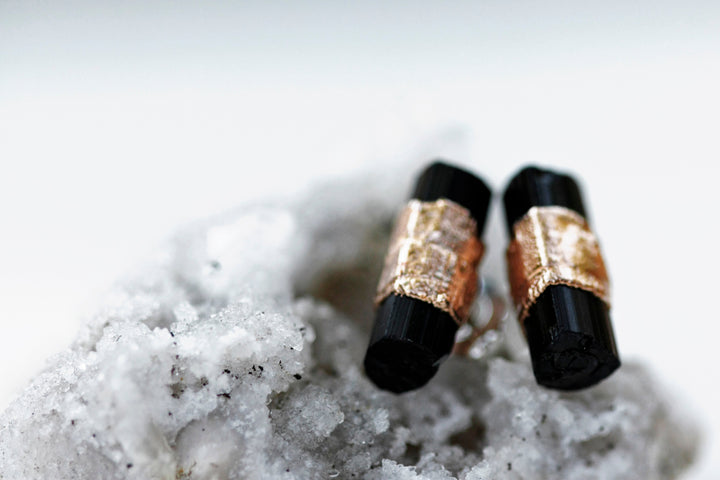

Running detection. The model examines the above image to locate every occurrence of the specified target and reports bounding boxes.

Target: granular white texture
[0,173,698,480]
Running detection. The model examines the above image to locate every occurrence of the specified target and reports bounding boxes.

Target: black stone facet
[413,161,492,236]
[364,161,492,393]
[503,165,621,390]
[364,295,458,393]
[503,165,586,234]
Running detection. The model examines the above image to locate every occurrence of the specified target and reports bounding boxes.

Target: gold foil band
[374,199,484,325]
[507,206,610,322]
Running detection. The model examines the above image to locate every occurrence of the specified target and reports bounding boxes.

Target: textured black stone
[503,166,621,390]
[364,295,458,393]
[364,161,492,393]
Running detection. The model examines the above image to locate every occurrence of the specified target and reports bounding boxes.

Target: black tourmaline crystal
[503,166,621,390]
[364,162,492,393]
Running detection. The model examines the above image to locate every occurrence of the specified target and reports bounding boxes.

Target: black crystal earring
[502,166,620,390]
[364,161,492,393]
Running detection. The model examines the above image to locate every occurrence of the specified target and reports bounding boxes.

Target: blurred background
[1,1,718,477]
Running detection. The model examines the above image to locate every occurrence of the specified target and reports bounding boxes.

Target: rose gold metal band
[374,199,484,325]
[507,206,610,322]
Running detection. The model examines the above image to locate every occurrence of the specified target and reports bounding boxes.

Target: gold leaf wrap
[374,199,484,325]
[507,206,610,322]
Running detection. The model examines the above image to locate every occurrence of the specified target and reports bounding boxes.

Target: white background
[1,1,719,478]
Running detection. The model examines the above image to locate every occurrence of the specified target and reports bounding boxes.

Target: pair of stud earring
[364,161,620,394]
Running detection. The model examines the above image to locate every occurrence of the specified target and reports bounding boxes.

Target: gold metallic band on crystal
[374,199,484,325]
[507,205,610,323]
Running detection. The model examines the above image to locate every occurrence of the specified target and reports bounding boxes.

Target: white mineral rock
[0,173,698,479]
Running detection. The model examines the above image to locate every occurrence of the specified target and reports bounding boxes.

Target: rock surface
[0,173,698,479]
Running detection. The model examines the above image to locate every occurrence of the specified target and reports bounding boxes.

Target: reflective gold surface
[375,199,483,325]
[507,206,610,322]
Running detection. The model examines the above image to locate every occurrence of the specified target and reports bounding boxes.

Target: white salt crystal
[0,173,698,479]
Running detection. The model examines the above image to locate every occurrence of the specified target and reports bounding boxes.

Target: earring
[364,161,492,393]
[502,166,620,390]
